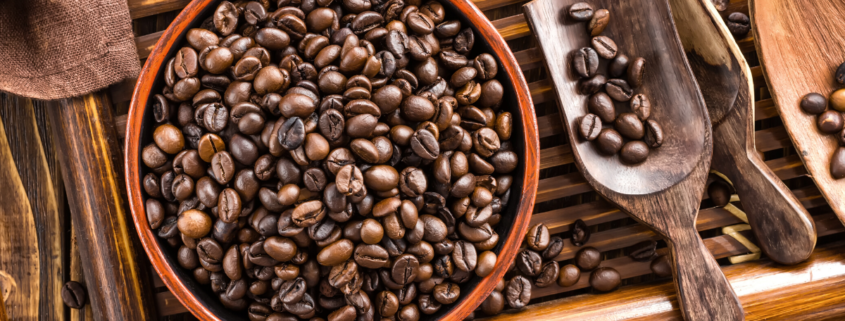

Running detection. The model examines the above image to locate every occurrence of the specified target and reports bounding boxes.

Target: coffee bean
[595,128,623,155]
[726,12,751,38]
[579,74,606,95]
[608,54,629,78]
[588,9,609,36]
[832,147,845,179]
[818,110,844,134]
[627,57,646,88]
[535,261,560,288]
[650,254,672,277]
[558,264,580,287]
[620,141,649,164]
[800,93,827,115]
[575,247,601,271]
[590,267,620,292]
[831,89,845,112]
[591,36,617,59]
[516,249,542,276]
[628,240,658,261]
[606,79,634,102]
[588,92,615,122]
[644,119,664,148]
[569,2,594,21]
[579,114,602,141]
[525,223,550,251]
[504,275,531,309]
[542,236,564,260]
[61,281,88,309]
[630,94,651,120]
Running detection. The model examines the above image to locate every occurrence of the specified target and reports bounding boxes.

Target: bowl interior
[129,0,536,319]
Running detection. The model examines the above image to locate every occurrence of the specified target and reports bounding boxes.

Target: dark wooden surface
[671,0,816,265]
[750,0,845,226]
[524,0,745,319]
[47,92,155,321]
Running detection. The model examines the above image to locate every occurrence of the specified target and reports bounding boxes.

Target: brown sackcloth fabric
[0,0,140,99]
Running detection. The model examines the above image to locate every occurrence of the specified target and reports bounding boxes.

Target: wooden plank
[0,94,64,321]
[70,226,94,321]
[48,92,156,321]
[128,0,192,19]
[0,101,40,320]
[156,291,189,316]
[136,31,163,61]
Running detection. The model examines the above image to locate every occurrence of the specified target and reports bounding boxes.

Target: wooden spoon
[669,0,816,265]
[750,0,845,226]
[523,0,744,319]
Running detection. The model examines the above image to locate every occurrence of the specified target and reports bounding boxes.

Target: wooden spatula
[669,0,816,265]
[750,0,845,225]
[523,0,744,319]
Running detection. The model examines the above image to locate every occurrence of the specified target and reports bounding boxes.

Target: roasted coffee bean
[627,57,646,88]
[620,141,649,164]
[579,74,606,95]
[831,89,845,112]
[606,79,634,102]
[643,119,665,148]
[569,2,594,21]
[650,254,672,277]
[525,223,550,251]
[542,236,564,260]
[628,240,658,261]
[818,110,844,134]
[726,12,751,38]
[572,47,599,78]
[515,249,542,277]
[590,267,620,292]
[454,28,474,55]
[588,9,609,36]
[504,276,531,309]
[800,93,827,115]
[575,247,601,271]
[591,36,617,59]
[832,147,845,179]
[61,281,88,309]
[630,94,651,120]
[608,54,629,78]
[588,92,615,123]
[535,261,560,288]
[595,128,623,155]
[614,113,644,139]
[579,114,602,141]
[558,264,580,287]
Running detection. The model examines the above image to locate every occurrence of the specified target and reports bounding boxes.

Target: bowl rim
[124,0,539,319]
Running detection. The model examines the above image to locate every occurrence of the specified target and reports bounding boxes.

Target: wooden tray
[3,0,845,320]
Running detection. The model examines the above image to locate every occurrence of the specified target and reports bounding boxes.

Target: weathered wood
[0,94,65,320]
[69,226,94,321]
[47,92,155,321]
[524,0,743,319]
[485,239,845,321]
[128,0,191,19]
[751,0,845,225]
[0,103,40,320]
[672,0,815,265]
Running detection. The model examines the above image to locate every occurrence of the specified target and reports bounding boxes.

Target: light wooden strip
[155,290,189,316]
[738,35,755,54]
[136,31,163,61]
[491,14,530,41]
[513,47,543,71]
[129,0,192,19]
[474,0,528,11]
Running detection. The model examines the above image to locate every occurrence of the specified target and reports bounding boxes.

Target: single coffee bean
[480,290,504,315]
[801,92,827,114]
[651,254,672,277]
[542,236,565,260]
[836,62,845,85]
[61,281,88,309]
[644,119,665,148]
[590,267,621,292]
[575,247,601,271]
[504,275,531,309]
[818,110,844,134]
[571,219,590,246]
[588,92,616,122]
[557,264,580,287]
[433,282,460,304]
[515,249,542,277]
[708,179,732,207]
[726,12,751,38]
[839,128,845,146]
[620,141,649,164]
[579,74,606,95]
[630,94,651,120]
[588,9,609,36]
[831,89,845,112]
[591,36,617,59]
[595,128,623,155]
[628,240,658,261]
[614,113,644,139]
[608,54,629,78]
[475,251,497,277]
[572,47,599,78]
[832,147,845,179]
[627,57,646,88]
[525,223,550,251]
[535,261,560,288]
[569,2,594,21]
[605,79,634,102]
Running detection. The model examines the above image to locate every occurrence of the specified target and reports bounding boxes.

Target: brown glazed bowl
[125,0,538,319]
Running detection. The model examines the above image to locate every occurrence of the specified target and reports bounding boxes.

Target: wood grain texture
[69,228,94,321]
[0,105,40,320]
[124,0,538,320]
[485,240,845,321]
[128,0,192,19]
[671,0,816,265]
[751,0,845,225]
[48,92,154,321]
[0,94,65,320]
[524,0,744,319]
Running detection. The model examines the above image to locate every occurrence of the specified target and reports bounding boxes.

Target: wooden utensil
[669,0,816,265]
[750,0,845,225]
[523,0,744,319]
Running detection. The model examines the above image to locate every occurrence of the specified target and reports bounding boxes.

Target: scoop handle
[667,227,745,321]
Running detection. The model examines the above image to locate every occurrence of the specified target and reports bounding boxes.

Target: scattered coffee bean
[818,110,844,134]
[644,119,664,148]
[575,247,601,271]
[628,240,658,261]
[650,254,672,277]
[589,267,620,292]
[608,54,629,78]
[588,9,610,36]
[708,179,732,207]
[620,141,649,164]
[569,2,594,22]
[627,57,646,88]
[831,89,845,112]
[588,92,616,123]
[630,94,651,120]
[605,79,633,102]
[591,36,617,60]
[726,12,751,39]
[832,147,845,179]
[596,128,623,155]
[504,275,532,308]
[573,47,600,78]
[525,223,550,251]
[557,264,580,287]
[61,281,88,309]
[570,219,590,247]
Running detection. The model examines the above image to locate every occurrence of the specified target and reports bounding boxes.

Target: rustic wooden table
[1,0,845,320]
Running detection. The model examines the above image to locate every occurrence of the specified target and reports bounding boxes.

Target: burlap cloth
[0,0,141,99]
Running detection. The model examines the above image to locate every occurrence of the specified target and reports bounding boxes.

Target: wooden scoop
[668,0,816,265]
[523,0,744,319]
[750,0,845,226]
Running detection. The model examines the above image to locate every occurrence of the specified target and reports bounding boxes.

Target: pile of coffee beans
[799,62,845,180]
[141,0,520,319]
[568,2,664,164]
